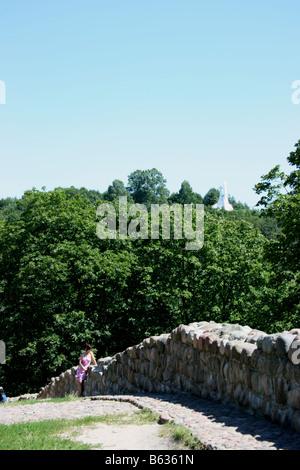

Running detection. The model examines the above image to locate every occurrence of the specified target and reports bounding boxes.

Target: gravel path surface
[1,393,300,450]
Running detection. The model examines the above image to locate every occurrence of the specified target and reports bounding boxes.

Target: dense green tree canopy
[127,168,170,207]
[103,179,133,202]
[0,186,277,395]
[169,181,203,205]
[0,152,296,396]
[254,139,300,321]
[203,188,219,206]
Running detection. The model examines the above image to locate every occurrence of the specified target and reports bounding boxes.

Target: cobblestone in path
[1,393,300,450]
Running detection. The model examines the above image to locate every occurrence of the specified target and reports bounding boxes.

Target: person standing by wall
[76,344,97,397]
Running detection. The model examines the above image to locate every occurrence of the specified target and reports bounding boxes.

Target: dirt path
[61,422,184,450]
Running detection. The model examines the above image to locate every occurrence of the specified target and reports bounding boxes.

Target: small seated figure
[0,387,7,404]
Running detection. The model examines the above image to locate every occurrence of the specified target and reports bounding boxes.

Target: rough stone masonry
[38,321,300,433]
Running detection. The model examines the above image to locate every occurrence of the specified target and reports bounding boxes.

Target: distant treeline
[0,168,280,239]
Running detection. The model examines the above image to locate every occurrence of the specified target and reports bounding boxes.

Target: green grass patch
[108,407,161,425]
[0,403,207,451]
[0,418,92,450]
[158,422,208,450]
[4,394,79,407]
[0,408,161,450]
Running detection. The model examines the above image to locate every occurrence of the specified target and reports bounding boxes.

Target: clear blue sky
[0,0,299,207]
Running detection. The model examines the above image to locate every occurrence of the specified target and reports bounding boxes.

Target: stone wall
[37,321,300,432]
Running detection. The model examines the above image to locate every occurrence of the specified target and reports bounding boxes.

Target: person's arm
[79,354,86,370]
[91,351,97,366]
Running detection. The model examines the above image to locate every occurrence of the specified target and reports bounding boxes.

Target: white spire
[212,182,234,211]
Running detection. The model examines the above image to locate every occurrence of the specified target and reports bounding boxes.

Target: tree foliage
[102,179,133,203]
[254,139,300,324]
[127,168,170,207]
[169,181,203,205]
[0,154,295,395]
[203,188,219,206]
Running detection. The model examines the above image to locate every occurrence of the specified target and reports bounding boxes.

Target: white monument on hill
[212,182,234,211]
